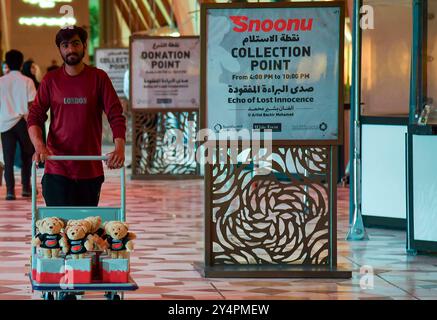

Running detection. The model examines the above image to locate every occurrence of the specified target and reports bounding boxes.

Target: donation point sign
[202,2,344,143]
[131,36,200,110]
[95,48,129,99]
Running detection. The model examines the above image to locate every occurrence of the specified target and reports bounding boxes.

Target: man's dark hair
[5,50,24,71]
[55,26,88,48]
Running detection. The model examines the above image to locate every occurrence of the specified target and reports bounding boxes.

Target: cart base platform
[29,273,138,292]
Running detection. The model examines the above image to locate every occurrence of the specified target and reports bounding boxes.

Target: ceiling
[114,0,351,35]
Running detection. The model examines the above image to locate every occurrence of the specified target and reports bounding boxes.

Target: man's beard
[62,51,84,66]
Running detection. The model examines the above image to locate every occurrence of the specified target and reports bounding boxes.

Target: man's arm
[28,125,51,163]
[107,138,125,169]
[27,76,51,164]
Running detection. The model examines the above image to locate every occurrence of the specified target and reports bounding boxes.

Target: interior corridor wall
[0,0,12,60]
[10,0,90,75]
[361,0,412,116]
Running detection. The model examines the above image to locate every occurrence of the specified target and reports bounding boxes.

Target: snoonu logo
[64,97,87,105]
[230,16,314,33]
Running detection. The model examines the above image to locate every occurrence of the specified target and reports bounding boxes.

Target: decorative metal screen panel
[133,110,199,178]
[207,145,334,266]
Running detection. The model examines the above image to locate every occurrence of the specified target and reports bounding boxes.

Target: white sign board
[95,48,129,98]
[205,6,342,141]
[131,37,200,109]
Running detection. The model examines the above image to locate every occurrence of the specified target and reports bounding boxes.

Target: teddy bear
[66,218,92,232]
[64,223,94,259]
[67,216,107,251]
[85,216,108,251]
[32,217,69,259]
[104,221,136,259]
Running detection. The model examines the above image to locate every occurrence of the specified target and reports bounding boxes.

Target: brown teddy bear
[104,221,136,259]
[85,216,108,251]
[32,217,68,259]
[67,216,107,251]
[66,219,92,232]
[85,216,101,234]
[64,223,94,259]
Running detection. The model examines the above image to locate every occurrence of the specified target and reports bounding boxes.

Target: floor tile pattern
[0,168,436,300]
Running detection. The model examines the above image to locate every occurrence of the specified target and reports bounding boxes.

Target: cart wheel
[105,292,121,300]
[59,292,77,300]
[43,292,54,300]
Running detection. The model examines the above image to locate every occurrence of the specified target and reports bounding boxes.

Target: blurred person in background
[47,59,60,73]
[0,50,36,200]
[22,60,40,90]
[21,60,46,168]
[1,62,9,75]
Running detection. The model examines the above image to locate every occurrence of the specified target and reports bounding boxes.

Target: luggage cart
[29,156,138,300]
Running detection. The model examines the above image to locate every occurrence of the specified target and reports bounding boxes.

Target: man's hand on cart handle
[33,143,53,165]
[105,138,125,169]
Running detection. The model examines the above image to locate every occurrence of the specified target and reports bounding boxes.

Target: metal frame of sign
[200,1,345,146]
[198,1,350,278]
[130,35,200,112]
[130,35,201,180]
[406,0,437,255]
[95,47,129,99]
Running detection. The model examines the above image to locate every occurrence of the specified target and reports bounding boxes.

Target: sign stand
[95,48,129,99]
[132,108,199,179]
[130,36,201,180]
[95,48,131,145]
[199,2,351,278]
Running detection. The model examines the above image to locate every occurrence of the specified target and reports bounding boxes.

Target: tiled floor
[0,160,437,300]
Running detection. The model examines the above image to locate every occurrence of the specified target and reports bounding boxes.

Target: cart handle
[47,155,109,161]
[31,155,126,222]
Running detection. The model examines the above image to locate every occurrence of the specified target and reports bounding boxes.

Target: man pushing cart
[25,26,134,300]
[27,25,126,208]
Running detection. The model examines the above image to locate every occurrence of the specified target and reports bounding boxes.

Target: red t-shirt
[27,65,126,180]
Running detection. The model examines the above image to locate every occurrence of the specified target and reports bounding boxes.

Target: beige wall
[173,0,198,36]
[0,0,12,58]
[10,0,90,75]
